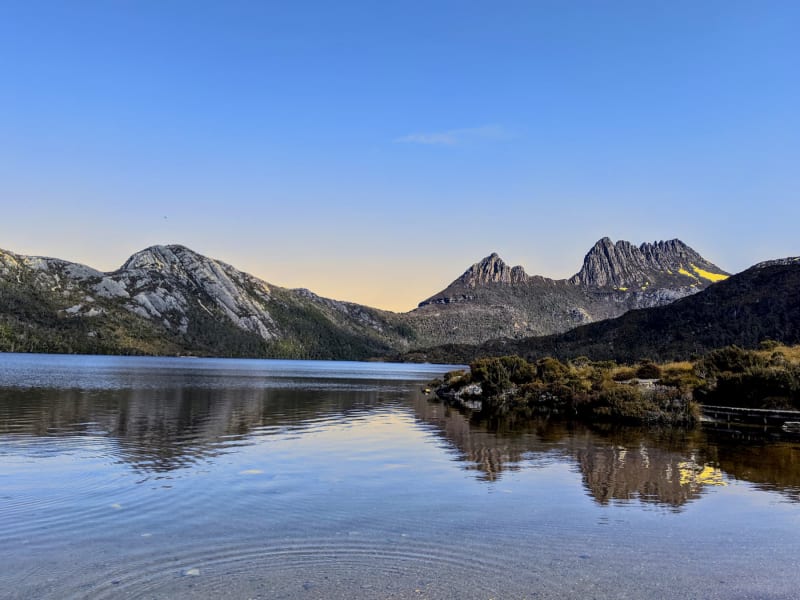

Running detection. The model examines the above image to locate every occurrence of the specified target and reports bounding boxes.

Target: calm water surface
[1,353,799,599]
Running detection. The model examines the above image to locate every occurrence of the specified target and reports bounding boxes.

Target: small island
[430,342,800,426]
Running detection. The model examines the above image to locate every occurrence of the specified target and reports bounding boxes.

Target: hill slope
[408,258,800,364]
[0,245,413,359]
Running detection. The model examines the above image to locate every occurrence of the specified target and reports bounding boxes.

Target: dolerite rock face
[406,238,730,347]
[569,238,727,288]
[459,253,529,287]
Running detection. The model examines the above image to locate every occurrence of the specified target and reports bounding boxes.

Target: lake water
[1,354,799,599]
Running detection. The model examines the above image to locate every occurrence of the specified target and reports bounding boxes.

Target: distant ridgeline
[0,239,795,362]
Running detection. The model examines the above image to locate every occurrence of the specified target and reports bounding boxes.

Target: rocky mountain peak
[120,244,199,275]
[570,238,728,288]
[459,253,529,287]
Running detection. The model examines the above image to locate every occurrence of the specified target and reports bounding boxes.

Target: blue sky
[1,1,798,310]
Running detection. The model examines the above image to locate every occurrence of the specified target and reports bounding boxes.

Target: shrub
[536,357,569,383]
[592,360,618,371]
[570,356,592,368]
[595,385,652,422]
[698,346,767,377]
[659,365,701,390]
[760,339,781,351]
[444,369,470,389]
[712,365,800,409]
[470,357,516,397]
[612,367,637,381]
[635,361,662,380]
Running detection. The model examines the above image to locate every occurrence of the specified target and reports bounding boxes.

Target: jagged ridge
[569,238,728,288]
[411,238,729,347]
[459,253,529,287]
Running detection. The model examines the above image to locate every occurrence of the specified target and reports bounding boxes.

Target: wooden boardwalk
[701,404,800,427]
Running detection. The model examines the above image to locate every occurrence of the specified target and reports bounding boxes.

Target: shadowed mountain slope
[406,258,800,364]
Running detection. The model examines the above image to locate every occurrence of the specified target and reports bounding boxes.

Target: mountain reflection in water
[413,396,799,508]
[2,383,798,508]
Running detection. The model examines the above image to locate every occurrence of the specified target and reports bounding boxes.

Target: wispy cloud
[394,125,514,146]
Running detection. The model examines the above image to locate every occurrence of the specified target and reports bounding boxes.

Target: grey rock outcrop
[459,253,529,287]
[569,238,726,288]
[408,238,729,347]
[112,245,277,339]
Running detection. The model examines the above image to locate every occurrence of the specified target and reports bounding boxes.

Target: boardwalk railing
[701,404,800,427]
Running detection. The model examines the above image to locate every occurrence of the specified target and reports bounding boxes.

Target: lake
[1,353,799,599]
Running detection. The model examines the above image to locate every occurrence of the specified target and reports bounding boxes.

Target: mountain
[406,238,729,347]
[569,238,727,288]
[407,258,800,364]
[0,238,731,360]
[0,245,412,359]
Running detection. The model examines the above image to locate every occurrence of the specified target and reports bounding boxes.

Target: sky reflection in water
[1,354,799,599]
